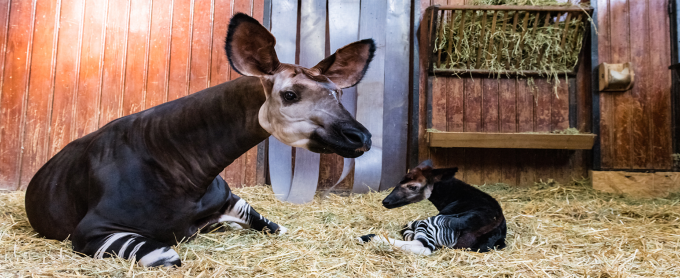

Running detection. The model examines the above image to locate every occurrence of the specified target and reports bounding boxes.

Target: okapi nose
[341,128,371,151]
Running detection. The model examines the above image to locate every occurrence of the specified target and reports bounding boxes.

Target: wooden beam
[592,171,680,198]
[428,131,596,149]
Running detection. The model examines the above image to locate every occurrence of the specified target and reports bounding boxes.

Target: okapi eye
[407,185,417,191]
[281,91,298,102]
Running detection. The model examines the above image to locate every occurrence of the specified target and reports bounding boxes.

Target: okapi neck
[134,76,270,193]
[427,179,477,212]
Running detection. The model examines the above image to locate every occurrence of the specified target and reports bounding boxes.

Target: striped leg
[76,233,181,267]
[218,193,287,234]
[356,233,432,255]
[408,216,460,252]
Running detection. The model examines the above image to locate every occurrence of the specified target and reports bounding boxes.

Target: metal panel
[591,0,601,170]
[380,0,411,190]
[285,0,325,204]
[268,0,297,200]
[353,0,387,193]
[327,0,360,190]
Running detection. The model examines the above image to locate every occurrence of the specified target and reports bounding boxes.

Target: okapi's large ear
[226,13,280,77]
[311,39,375,88]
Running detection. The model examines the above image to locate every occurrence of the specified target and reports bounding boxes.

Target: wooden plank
[438,5,592,12]
[596,0,612,168]
[417,7,433,164]
[74,0,108,139]
[648,0,673,169]
[481,78,500,185]
[429,132,596,149]
[188,0,213,94]
[431,77,447,131]
[49,0,85,156]
[592,171,680,198]
[18,0,60,189]
[500,78,517,185]
[609,0,631,169]
[99,0,130,127]
[145,0,174,109]
[628,0,650,169]
[446,77,464,132]
[122,0,152,116]
[167,0,192,101]
[516,78,535,186]
[0,0,35,189]
[212,0,233,183]
[463,77,483,185]
[551,78,569,131]
[534,78,552,182]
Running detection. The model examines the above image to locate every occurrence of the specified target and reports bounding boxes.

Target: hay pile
[433,0,589,78]
[1,180,679,277]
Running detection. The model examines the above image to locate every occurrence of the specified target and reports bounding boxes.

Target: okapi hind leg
[75,233,181,267]
[356,234,433,255]
[218,193,287,234]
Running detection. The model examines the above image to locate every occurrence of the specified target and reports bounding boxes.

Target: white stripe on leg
[138,247,180,267]
[370,235,432,255]
[94,232,139,259]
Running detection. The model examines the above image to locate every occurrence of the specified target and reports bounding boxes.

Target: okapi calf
[358,160,506,255]
[25,13,374,267]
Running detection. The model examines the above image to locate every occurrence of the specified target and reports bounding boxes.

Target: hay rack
[427,4,593,77]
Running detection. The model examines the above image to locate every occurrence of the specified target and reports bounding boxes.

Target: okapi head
[382,160,459,209]
[225,13,373,158]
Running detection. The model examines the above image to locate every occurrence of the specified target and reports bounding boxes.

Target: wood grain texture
[0,0,35,189]
[145,0,173,109]
[167,0,192,101]
[628,0,650,169]
[122,0,152,116]
[482,78,500,184]
[609,0,631,169]
[19,0,60,189]
[99,0,130,127]
[463,78,482,185]
[431,77,447,131]
[49,0,85,157]
[499,79,517,185]
[74,0,107,139]
[429,132,596,149]
[648,0,673,169]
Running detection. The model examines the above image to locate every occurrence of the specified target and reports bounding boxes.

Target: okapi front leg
[218,193,287,234]
[75,233,181,267]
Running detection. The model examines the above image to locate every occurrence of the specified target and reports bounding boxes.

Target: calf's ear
[311,39,375,88]
[226,13,280,77]
[431,167,459,183]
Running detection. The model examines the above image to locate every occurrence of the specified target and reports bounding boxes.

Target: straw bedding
[1,180,679,277]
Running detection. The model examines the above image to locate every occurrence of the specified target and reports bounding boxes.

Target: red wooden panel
[628,0,650,169]
[516,79,535,186]
[596,0,612,168]
[0,0,35,189]
[145,0,174,108]
[210,0,231,86]
[74,0,107,139]
[609,0,631,169]
[463,78,482,185]
[19,0,60,189]
[49,0,85,156]
[253,0,264,22]
[534,78,552,182]
[167,0,192,101]
[188,0,213,94]
[432,77,447,131]
[122,0,152,116]
[648,0,673,169]
[551,79,569,131]
[482,78,500,184]
[500,79,517,185]
[446,78,464,132]
[99,0,130,127]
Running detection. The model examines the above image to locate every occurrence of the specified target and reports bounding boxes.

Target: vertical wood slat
[0,0,36,189]
[145,0,174,109]
[99,0,130,127]
[495,11,508,68]
[18,0,60,189]
[49,0,85,157]
[485,11,498,64]
[506,11,518,67]
[482,78,500,184]
[648,0,673,169]
[609,0,631,169]
[167,0,193,101]
[445,10,458,69]
[436,10,445,68]
[515,12,531,68]
[474,10,487,68]
[535,12,552,68]
[122,0,152,116]
[465,10,476,69]
[74,0,108,139]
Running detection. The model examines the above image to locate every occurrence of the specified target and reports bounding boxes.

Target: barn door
[595,0,673,171]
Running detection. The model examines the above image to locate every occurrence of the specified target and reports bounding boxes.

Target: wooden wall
[0,0,264,190]
[596,0,673,170]
[418,0,592,186]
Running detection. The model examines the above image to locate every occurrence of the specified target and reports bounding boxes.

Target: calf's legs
[75,232,181,267]
[216,193,287,234]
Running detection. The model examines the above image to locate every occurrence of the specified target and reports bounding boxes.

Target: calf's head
[225,13,372,158]
[382,160,459,209]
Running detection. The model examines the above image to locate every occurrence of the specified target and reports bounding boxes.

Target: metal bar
[466,10,477,69]
[535,12,552,68]
[515,12,531,68]
[409,1,421,170]
[485,10,498,65]
[496,11,509,68]
[436,10,445,68]
[569,13,583,52]
[507,11,519,67]
[560,12,573,48]
[475,10,488,68]
[446,10,459,68]
[437,5,592,13]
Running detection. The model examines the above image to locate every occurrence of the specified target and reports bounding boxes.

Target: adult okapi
[25,13,374,267]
